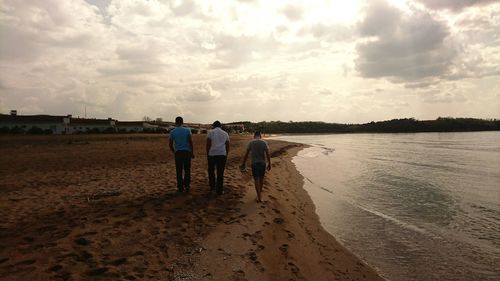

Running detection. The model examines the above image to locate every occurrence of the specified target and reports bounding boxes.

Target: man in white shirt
[206,121,230,195]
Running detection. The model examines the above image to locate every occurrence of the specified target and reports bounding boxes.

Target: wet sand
[0,134,382,280]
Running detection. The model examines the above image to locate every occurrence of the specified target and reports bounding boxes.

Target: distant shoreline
[238,118,500,134]
[268,130,500,136]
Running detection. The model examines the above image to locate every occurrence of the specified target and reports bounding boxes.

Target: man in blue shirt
[169,116,195,192]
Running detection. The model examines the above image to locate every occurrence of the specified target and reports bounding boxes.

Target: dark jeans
[175,150,191,191]
[208,155,227,194]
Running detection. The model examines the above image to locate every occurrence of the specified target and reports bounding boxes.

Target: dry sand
[0,134,383,280]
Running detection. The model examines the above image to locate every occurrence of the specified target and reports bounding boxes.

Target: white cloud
[177,83,221,102]
[0,0,498,122]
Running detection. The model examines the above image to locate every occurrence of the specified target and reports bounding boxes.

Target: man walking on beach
[206,121,230,195]
[169,116,195,192]
[240,131,271,202]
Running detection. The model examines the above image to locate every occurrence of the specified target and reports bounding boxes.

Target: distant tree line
[230,117,500,134]
[3,117,499,135]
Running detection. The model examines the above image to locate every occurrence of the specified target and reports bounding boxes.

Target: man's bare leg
[258,177,264,201]
[254,177,262,202]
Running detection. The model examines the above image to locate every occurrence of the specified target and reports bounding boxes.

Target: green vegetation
[231,117,500,134]
[2,117,498,135]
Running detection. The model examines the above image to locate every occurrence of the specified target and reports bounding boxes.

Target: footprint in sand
[287,262,300,275]
[279,244,289,257]
[285,230,296,239]
[232,269,247,281]
[86,267,109,276]
[273,217,284,224]
[108,257,127,266]
[74,237,91,246]
[48,264,62,272]
[15,259,36,266]
[247,250,258,262]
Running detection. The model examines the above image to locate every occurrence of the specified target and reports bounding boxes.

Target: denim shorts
[251,162,266,178]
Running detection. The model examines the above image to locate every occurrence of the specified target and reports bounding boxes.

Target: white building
[0,112,117,134]
[69,118,116,134]
[116,121,147,133]
[0,113,70,134]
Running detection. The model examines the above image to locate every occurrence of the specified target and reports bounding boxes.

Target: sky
[0,0,499,123]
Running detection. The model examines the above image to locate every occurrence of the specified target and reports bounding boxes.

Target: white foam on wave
[303,175,429,236]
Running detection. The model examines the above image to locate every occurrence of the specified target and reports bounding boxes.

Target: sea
[273,131,500,281]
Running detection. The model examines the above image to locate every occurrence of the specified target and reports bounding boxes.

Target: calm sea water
[274,132,500,281]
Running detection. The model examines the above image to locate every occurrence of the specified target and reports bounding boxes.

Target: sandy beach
[0,134,382,280]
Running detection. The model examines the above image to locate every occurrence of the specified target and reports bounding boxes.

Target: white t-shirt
[207,127,230,156]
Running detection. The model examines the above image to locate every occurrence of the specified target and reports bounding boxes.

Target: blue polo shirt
[170,127,192,152]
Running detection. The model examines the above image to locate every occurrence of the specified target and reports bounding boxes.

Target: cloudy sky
[0,0,499,123]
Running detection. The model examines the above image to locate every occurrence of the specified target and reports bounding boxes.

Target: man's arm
[265,148,271,171]
[169,138,175,153]
[225,140,230,155]
[206,138,212,155]
[241,148,249,166]
[188,134,195,158]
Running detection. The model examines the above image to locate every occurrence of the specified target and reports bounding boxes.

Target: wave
[303,175,429,235]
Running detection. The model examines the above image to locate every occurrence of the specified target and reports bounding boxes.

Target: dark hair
[212,120,221,128]
[175,116,183,124]
[254,131,261,137]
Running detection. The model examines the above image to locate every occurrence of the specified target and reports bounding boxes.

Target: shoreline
[195,140,383,280]
[0,134,383,280]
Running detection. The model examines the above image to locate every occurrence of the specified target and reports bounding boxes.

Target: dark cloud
[404,80,440,89]
[282,5,303,21]
[358,1,401,37]
[355,0,455,81]
[84,0,111,12]
[97,63,165,76]
[416,0,497,11]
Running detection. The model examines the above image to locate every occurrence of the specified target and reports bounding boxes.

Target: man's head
[175,116,183,126]
[254,131,262,139]
[212,120,221,128]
